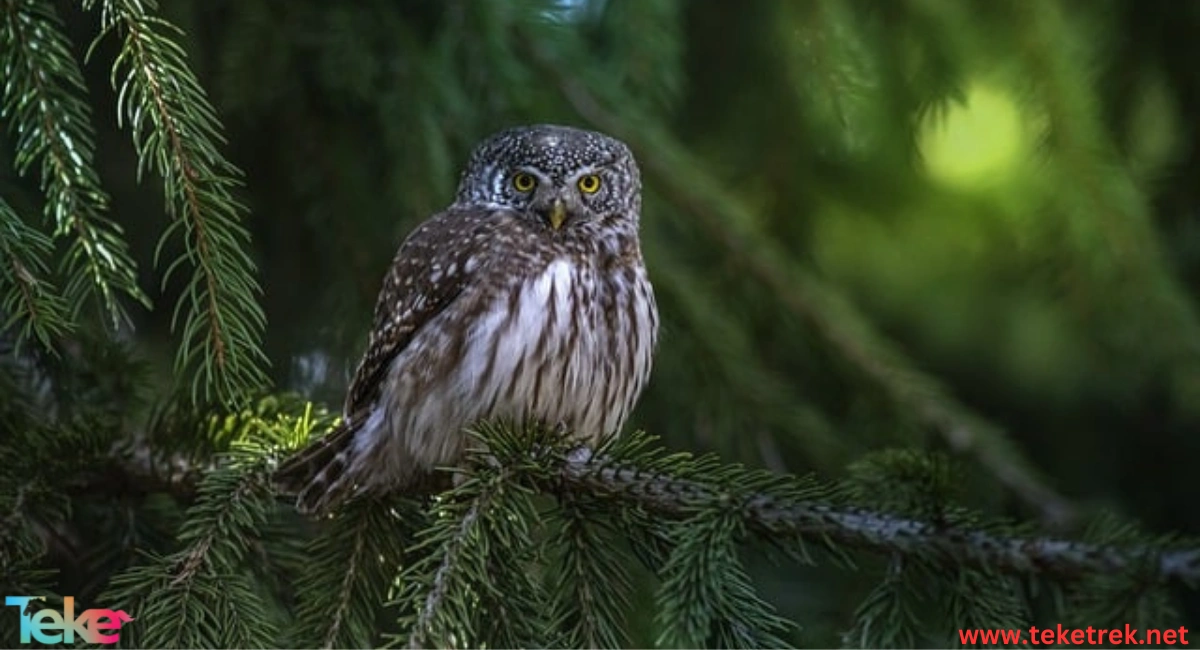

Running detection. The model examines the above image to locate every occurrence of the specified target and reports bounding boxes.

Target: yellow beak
[549,199,567,230]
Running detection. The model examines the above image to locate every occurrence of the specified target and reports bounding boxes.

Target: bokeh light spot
[920,83,1028,190]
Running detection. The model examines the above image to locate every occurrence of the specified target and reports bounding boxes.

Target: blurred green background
[16,0,1200,638]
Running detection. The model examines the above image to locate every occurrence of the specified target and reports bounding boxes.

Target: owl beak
[548,198,567,230]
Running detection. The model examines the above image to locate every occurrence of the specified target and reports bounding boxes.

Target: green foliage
[0,0,146,332]
[1060,513,1182,631]
[546,495,634,648]
[0,195,71,349]
[99,403,321,648]
[290,499,414,648]
[3,0,1200,647]
[86,0,269,404]
[0,0,268,404]
[655,511,794,648]
[843,559,927,649]
[100,455,271,648]
[944,573,1029,647]
[390,466,550,649]
[3,382,1200,647]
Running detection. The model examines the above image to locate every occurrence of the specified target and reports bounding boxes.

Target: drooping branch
[407,496,486,650]
[0,198,72,349]
[0,0,146,329]
[84,0,269,404]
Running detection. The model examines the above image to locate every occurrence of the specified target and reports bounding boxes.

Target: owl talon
[567,446,593,465]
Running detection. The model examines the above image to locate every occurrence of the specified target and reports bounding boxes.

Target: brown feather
[271,125,657,516]
[272,420,358,505]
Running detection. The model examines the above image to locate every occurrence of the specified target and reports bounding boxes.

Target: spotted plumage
[273,124,659,514]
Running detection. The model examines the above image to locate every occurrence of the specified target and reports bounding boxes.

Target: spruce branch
[655,509,795,648]
[0,197,71,350]
[83,0,269,404]
[102,435,210,499]
[0,0,146,329]
[777,0,888,156]
[943,572,1029,642]
[546,495,633,649]
[102,452,279,648]
[291,498,413,649]
[843,557,925,649]
[88,420,1200,606]
[1060,513,1184,631]
[408,494,485,650]
[169,453,274,581]
[550,441,1200,587]
[391,456,549,649]
[535,54,1074,525]
[1012,0,1200,377]
[325,513,374,647]
[105,561,278,649]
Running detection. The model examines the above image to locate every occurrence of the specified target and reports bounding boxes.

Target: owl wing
[273,205,501,510]
[345,205,500,418]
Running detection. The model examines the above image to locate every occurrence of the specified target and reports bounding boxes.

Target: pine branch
[407,495,485,650]
[1012,0,1200,375]
[943,572,1029,642]
[66,398,335,512]
[1061,513,1184,631]
[655,510,795,648]
[290,498,413,649]
[546,495,633,649]
[533,52,1074,524]
[391,461,549,649]
[170,459,271,582]
[324,514,377,646]
[105,561,278,649]
[843,557,925,649]
[102,451,279,648]
[100,436,210,499]
[0,0,147,330]
[0,197,72,350]
[83,0,269,404]
[777,0,888,156]
[83,421,1200,597]
[551,445,1200,587]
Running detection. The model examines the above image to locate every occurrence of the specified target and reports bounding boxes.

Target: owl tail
[272,420,360,516]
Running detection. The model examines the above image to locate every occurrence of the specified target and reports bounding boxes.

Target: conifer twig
[0,0,146,329]
[555,452,1200,586]
[408,492,486,650]
[0,202,71,349]
[324,512,369,649]
[85,0,269,404]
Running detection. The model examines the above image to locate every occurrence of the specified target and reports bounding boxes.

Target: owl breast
[358,254,657,493]
[465,257,658,440]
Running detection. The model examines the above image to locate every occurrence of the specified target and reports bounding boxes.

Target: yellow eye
[577,174,601,194]
[512,172,537,192]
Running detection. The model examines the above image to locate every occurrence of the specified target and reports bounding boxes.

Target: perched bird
[273,124,659,514]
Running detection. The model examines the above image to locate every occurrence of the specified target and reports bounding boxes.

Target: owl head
[454,124,642,232]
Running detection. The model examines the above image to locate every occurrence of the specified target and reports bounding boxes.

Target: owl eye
[512,172,537,192]
[577,174,601,194]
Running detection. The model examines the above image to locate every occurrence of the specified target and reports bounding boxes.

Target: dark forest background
[2,0,1199,647]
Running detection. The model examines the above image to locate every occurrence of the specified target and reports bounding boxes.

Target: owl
[274,124,659,514]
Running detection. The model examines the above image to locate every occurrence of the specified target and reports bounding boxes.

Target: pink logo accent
[6,596,133,645]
